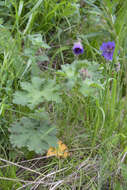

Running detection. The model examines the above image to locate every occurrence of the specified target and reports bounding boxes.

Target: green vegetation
[0,0,127,189]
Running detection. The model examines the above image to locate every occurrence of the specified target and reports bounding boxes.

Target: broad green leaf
[13,77,62,109]
[27,34,50,48]
[10,116,58,154]
[58,60,104,95]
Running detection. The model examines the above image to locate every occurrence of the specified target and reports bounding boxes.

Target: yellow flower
[47,140,70,158]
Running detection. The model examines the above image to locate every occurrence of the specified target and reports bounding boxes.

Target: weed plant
[0,0,127,189]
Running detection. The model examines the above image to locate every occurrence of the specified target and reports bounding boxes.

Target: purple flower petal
[73,42,84,55]
[100,41,115,61]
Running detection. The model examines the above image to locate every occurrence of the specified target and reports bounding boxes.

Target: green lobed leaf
[13,77,62,109]
[27,34,51,48]
[9,116,58,154]
[57,60,104,95]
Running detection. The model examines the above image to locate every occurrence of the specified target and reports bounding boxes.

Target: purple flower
[73,42,84,55]
[100,41,115,61]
